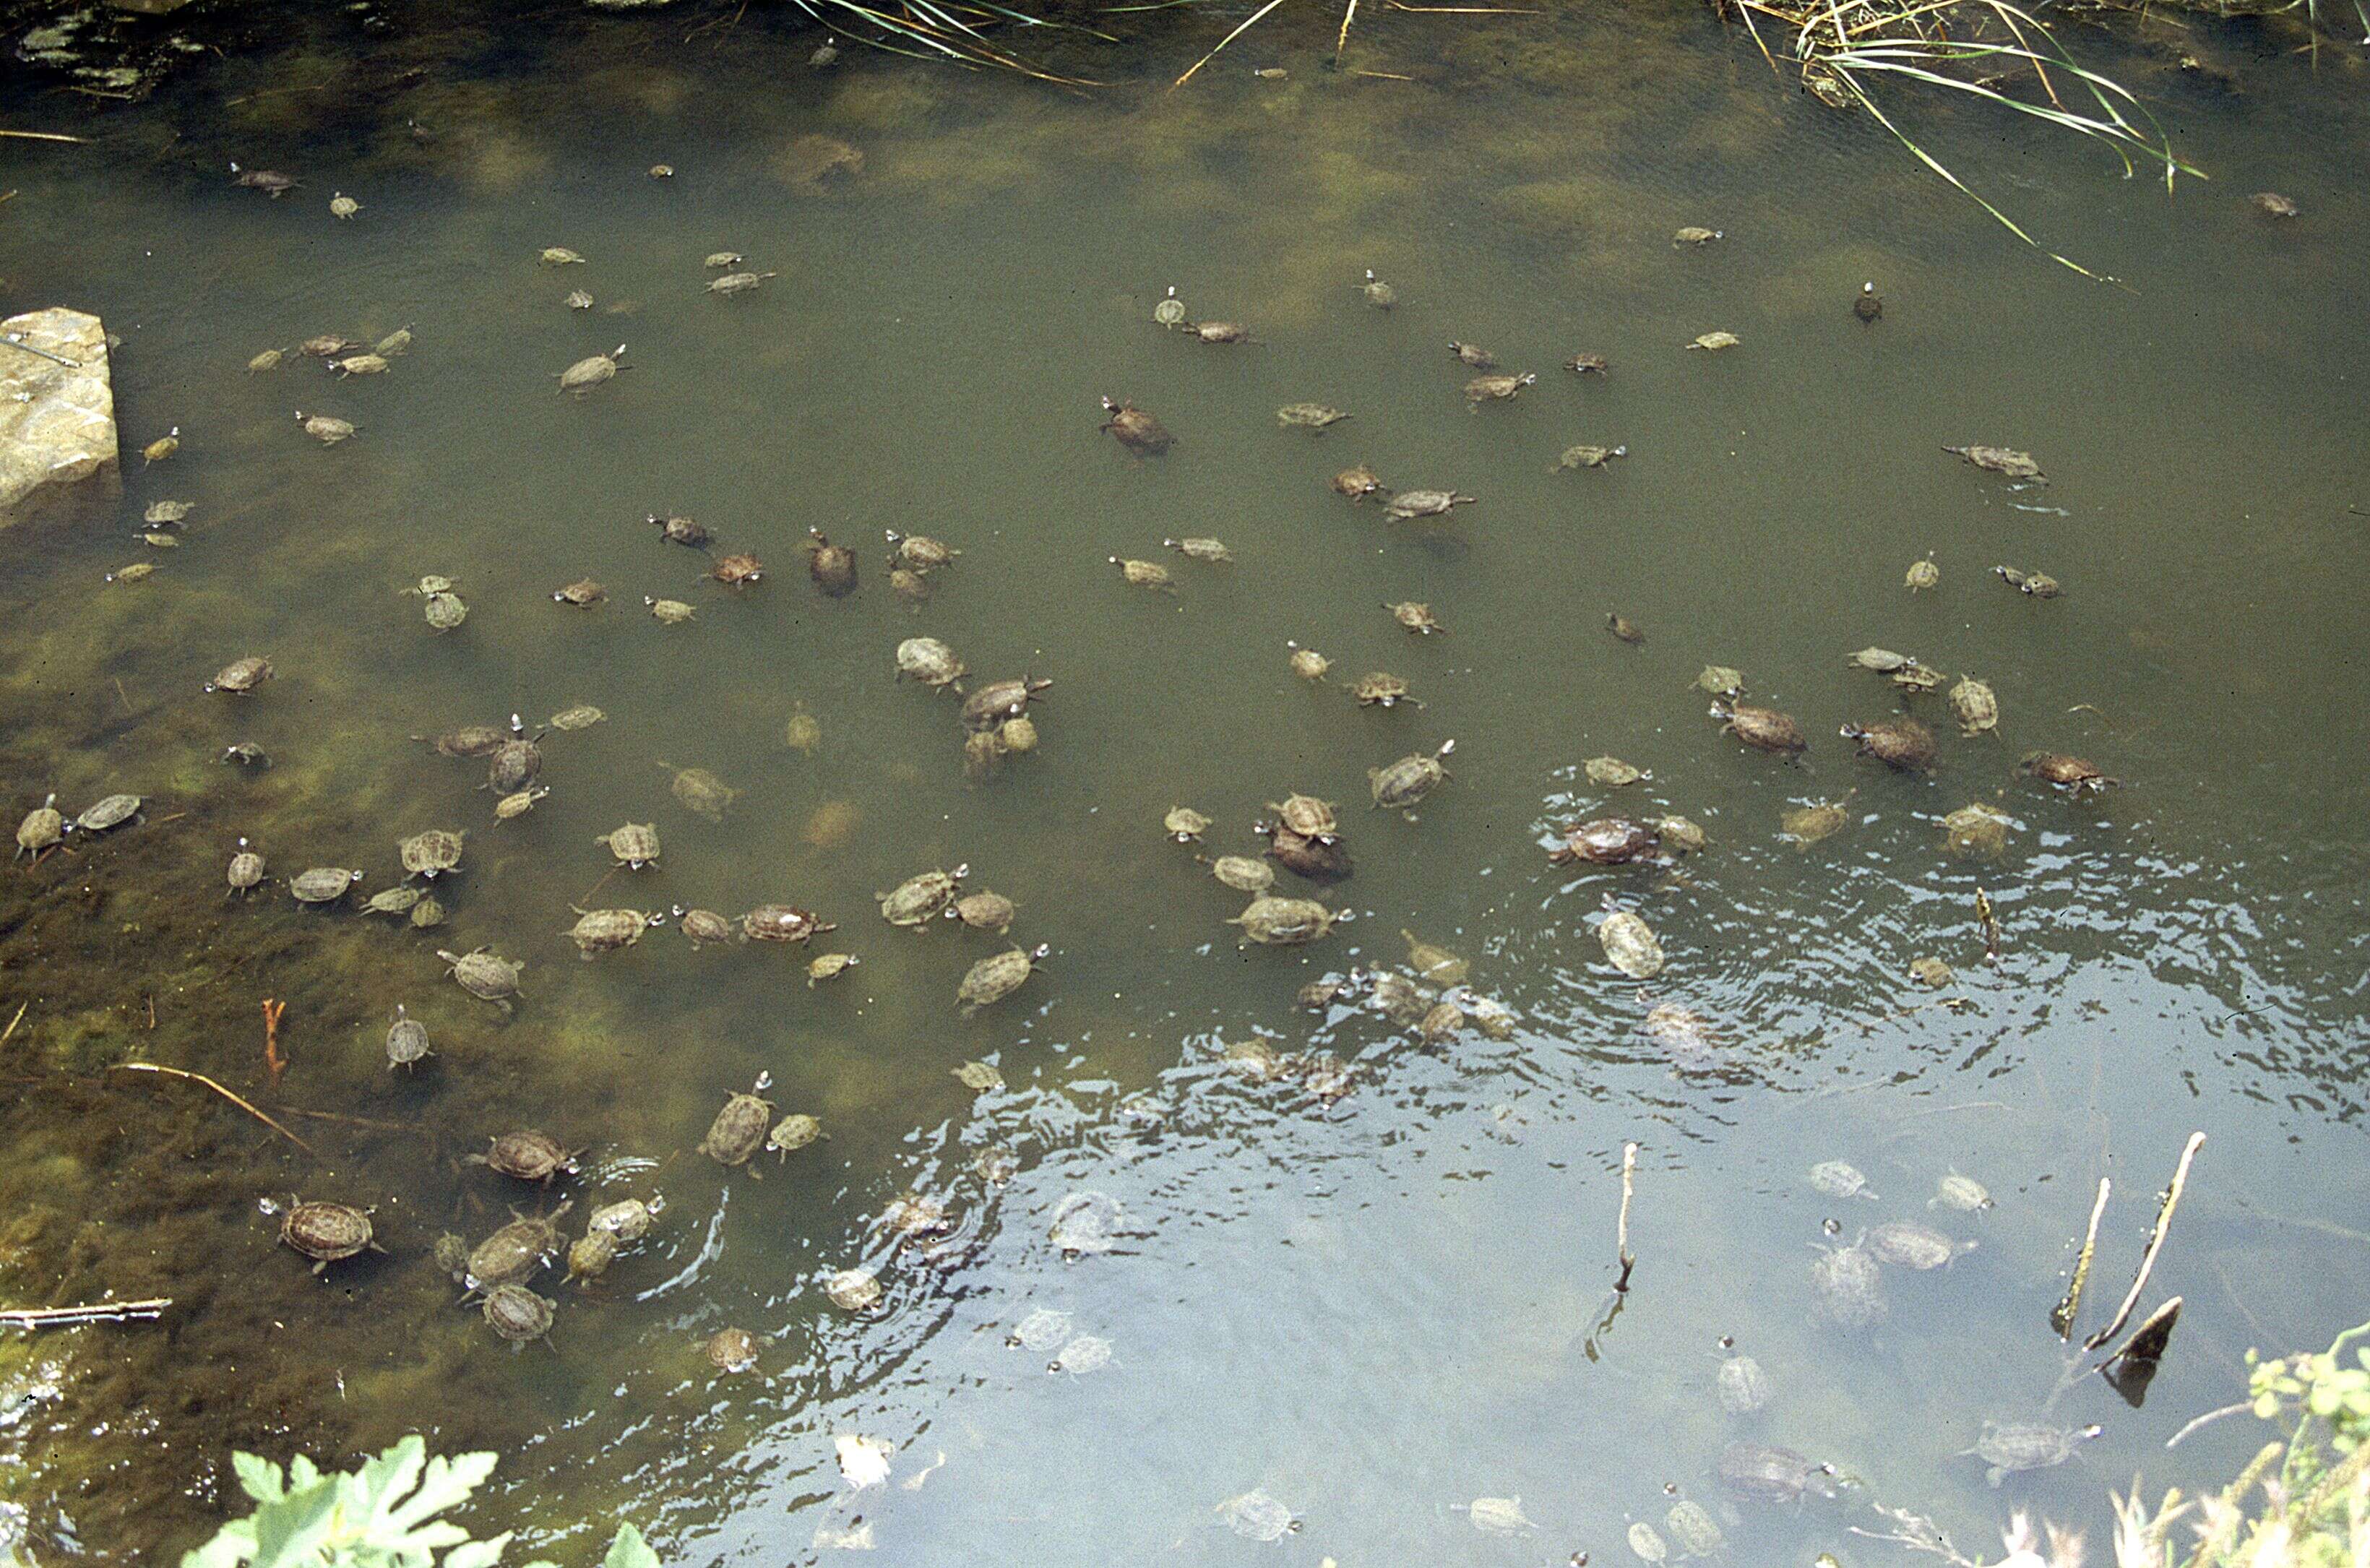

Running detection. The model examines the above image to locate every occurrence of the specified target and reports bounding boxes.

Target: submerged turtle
[1855,281,1883,322]
[1933,1171,1994,1212]
[1209,855,1275,894]
[1666,1502,1725,1557]
[439,946,524,1008]
[1264,827,1352,882]
[290,866,363,904]
[1383,488,1475,522]
[1966,1421,2102,1487]
[597,822,661,869]
[1905,553,1939,591]
[398,827,466,879]
[1596,900,1665,979]
[804,531,859,596]
[1288,645,1332,682]
[1447,340,1496,369]
[1216,1489,1299,1542]
[16,794,63,860]
[557,344,627,394]
[1357,269,1396,309]
[206,656,275,696]
[767,1113,824,1159]
[1657,815,1709,854]
[824,1267,884,1311]
[2252,191,2300,219]
[1228,896,1342,947]
[1564,351,1610,376]
[742,904,835,944]
[1554,443,1628,473]
[1719,1442,1843,1503]
[700,1082,775,1168]
[1464,371,1537,402]
[2021,752,2119,794]
[588,1197,658,1242]
[958,944,1049,1015]
[1780,795,1853,846]
[481,1284,556,1346]
[650,512,712,549]
[1266,793,1340,845]
[1867,1219,1970,1270]
[1716,1353,1771,1415]
[1606,613,1645,645]
[1942,802,2014,856]
[1943,444,2044,480]
[484,732,543,794]
[667,764,741,820]
[384,1004,431,1071]
[280,1199,382,1274]
[1386,600,1446,634]
[1808,1160,1876,1199]
[1277,403,1351,431]
[564,906,653,959]
[361,886,423,918]
[961,676,1052,732]
[1550,817,1660,866]
[703,1327,758,1371]
[676,907,736,949]
[1695,665,1746,697]
[1842,718,1937,772]
[1330,465,1385,501]
[1350,672,1419,709]
[878,865,968,927]
[419,592,467,632]
[1673,225,1725,245]
[1111,556,1176,590]
[1050,1333,1115,1377]
[565,1230,619,1284]
[296,411,358,444]
[1099,396,1173,456]
[1811,1237,1887,1328]
[1949,677,1999,736]
[1179,318,1254,345]
[806,952,859,986]
[953,889,1016,932]
[422,723,507,759]
[468,1129,582,1184]
[1369,740,1455,811]
[1995,564,2063,598]
[1165,535,1233,563]
[1713,700,1807,754]
[705,270,778,296]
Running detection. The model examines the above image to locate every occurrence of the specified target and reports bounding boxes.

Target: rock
[0,309,116,525]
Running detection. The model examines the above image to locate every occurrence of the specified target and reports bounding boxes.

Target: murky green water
[1,0,2367,1559]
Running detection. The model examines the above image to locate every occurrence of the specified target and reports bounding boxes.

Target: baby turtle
[540,246,587,266]
[1330,465,1385,501]
[805,531,859,596]
[384,1004,431,1071]
[556,344,626,394]
[768,1113,824,1159]
[1585,756,1648,788]
[650,512,712,548]
[1811,1237,1888,1328]
[1165,806,1213,842]
[1447,340,1496,369]
[1673,225,1725,245]
[646,597,697,624]
[1933,1171,1994,1212]
[1464,371,1537,402]
[16,794,63,860]
[1848,646,1918,673]
[1358,269,1397,308]
[1384,488,1475,522]
[1217,1490,1298,1541]
[1685,332,1741,353]
[72,793,145,835]
[1867,1219,1970,1270]
[108,563,159,583]
[598,823,661,869]
[439,946,524,1008]
[1809,1160,1876,1199]
[465,1207,569,1289]
[588,1197,658,1242]
[1995,564,2063,598]
[1000,716,1038,753]
[1230,896,1342,947]
[1277,403,1351,431]
[704,251,744,269]
[1385,600,1445,635]
[140,428,179,466]
[1404,929,1467,987]
[1607,613,1645,645]
[1264,827,1352,882]
[699,1081,775,1168]
[1009,1306,1074,1353]
[1941,804,2015,854]
[565,1230,619,1284]
[1369,739,1455,811]
[2252,190,2300,218]
[962,676,1052,731]
[1713,699,1807,754]
[547,704,606,732]
[225,841,267,897]
[1210,855,1275,894]
[1781,794,1854,846]
[1967,1422,2101,1487]
[1905,553,1939,592]
[410,895,447,929]
[1855,281,1883,322]
[1111,556,1176,591]
[398,827,466,879]
[667,764,741,820]
[742,904,835,944]
[1842,718,1937,772]
[361,886,422,917]
[1288,645,1331,682]
[420,592,468,632]
[1629,1521,1669,1563]
[1098,396,1173,456]
[953,889,1016,932]
[2022,752,2119,794]
[879,865,968,927]
[374,327,413,357]
[331,352,388,378]
[705,270,778,296]
[1909,955,1954,988]
[1551,817,1659,866]
[884,530,961,573]
[296,411,358,444]
[1565,351,1610,376]
[206,656,275,696]
[470,1129,582,1184]
[806,952,858,986]
[704,1327,759,1371]
[1666,1502,1725,1556]
[481,1284,556,1347]
[566,906,653,959]
[564,290,594,311]
[290,866,363,904]
[1165,535,1233,564]
[1695,666,1746,697]
[1554,443,1629,473]
[249,349,285,373]
[1267,793,1340,845]
[707,552,765,586]
[1942,444,2044,481]
[493,787,549,822]
[280,1199,382,1273]
[144,500,194,527]
[1181,319,1254,344]
[824,1267,884,1312]
[1716,1353,1770,1415]
[676,907,736,949]
[953,1060,1004,1092]
[1596,901,1665,979]
[1350,672,1418,709]
[1720,1442,1842,1503]
[958,944,1048,1015]
[1948,677,1999,736]
[1657,815,1708,854]
[783,703,822,752]
[422,723,506,759]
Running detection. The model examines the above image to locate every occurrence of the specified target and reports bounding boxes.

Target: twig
[145,995,155,1030]
[2085,1131,2205,1351]
[113,676,131,712]
[1172,0,1285,87]
[262,998,288,1085]
[1614,1140,1639,1292]
[1386,1,1541,9]
[0,1298,171,1328]
[1975,887,2001,962]
[0,130,87,144]
[2051,1176,2111,1339]
[108,1061,316,1154]
[282,1106,432,1137]
[1334,0,1358,63]
[0,1001,27,1048]
[2165,1399,2252,1449]
[1350,68,1413,77]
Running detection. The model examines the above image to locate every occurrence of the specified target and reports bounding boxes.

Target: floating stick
[0,1298,169,1328]
[108,1061,316,1154]
[1614,1141,1639,1292]
[2085,1132,2206,1351]
[2051,1176,2111,1340]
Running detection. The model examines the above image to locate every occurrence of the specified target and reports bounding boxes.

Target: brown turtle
[1548,818,1660,866]
[1713,699,1806,754]
[1099,396,1173,457]
[2021,752,2120,794]
[1841,718,1938,772]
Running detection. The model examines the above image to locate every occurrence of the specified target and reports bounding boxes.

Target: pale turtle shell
[1049,1190,1124,1255]
[1598,909,1665,978]
[1716,1353,1770,1414]
[1628,1521,1670,1563]
[290,866,361,903]
[1050,1333,1113,1375]
[75,793,145,832]
[1008,1307,1073,1351]
[1666,1500,1725,1556]
[1466,1496,1535,1534]
[1216,1490,1295,1542]
[823,1267,883,1311]
[1807,1160,1875,1199]
[1933,1171,1994,1211]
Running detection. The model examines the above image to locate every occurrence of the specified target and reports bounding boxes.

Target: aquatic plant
[180,1436,658,1568]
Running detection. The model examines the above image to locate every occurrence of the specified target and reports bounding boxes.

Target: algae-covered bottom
[0,0,2366,1561]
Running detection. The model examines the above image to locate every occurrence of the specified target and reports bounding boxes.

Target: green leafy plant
[179,1436,657,1568]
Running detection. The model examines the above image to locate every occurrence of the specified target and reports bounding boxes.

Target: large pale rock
[0,308,117,525]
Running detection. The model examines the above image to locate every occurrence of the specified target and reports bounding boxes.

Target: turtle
[331,352,388,378]
[1008,1306,1073,1351]
[879,866,968,927]
[1933,1171,1994,1212]
[1715,1353,1771,1415]
[1550,817,1660,866]
[1842,718,1937,772]
[1386,600,1446,635]
[280,1199,382,1273]
[962,678,1053,731]
[1288,645,1332,681]
[1809,1160,1876,1199]
[1629,1521,1670,1562]
[999,716,1038,754]
[1098,397,1173,456]
[1180,319,1254,345]
[402,574,460,600]
[225,841,268,897]
[1165,535,1233,564]
[565,907,652,959]
[882,1191,951,1240]
[1909,955,1954,988]
[249,348,286,373]
[1465,371,1537,402]
[705,270,778,296]
[704,1327,759,1371]
[290,866,363,905]
[1554,443,1629,473]
[1585,756,1649,788]
[884,530,961,573]
[1043,1332,1113,1376]
[1720,1442,1843,1503]
[1447,340,1497,369]
[666,764,741,820]
[1948,677,1999,736]
[1942,803,2014,856]
[206,656,275,696]
[481,1284,556,1346]
[700,1082,775,1168]
[1713,700,1807,754]
[546,704,606,732]
[299,335,357,358]
[384,1004,431,1071]
[766,1113,824,1160]
[953,889,1017,933]
[469,1129,582,1184]
[1905,554,1940,591]
[419,592,468,632]
[1867,1219,1970,1270]
[422,723,507,759]
[801,532,858,596]
[1666,1502,1725,1556]
[1996,564,2063,598]
[108,564,160,584]
[597,823,661,870]
[1369,740,1455,811]
[645,597,697,624]
[1596,902,1665,979]
[373,327,413,358]
[962,730,1007,785]
[72,793,145,834]
[824,1267,884,1312]
[564,290,595,311]
[397,828,466,880]
[1673,225,1725,245]
[1855,281,1884,322]
[1640,1004,1720,1064]
[1358,270,1397,308]
[1606,613,1646,645]
[650,512,712,549]
[2252,191,2300,219]
[144,500,194,527]
[1657,816,1709,854]
[1228,895,1341,947]
[1565,351,1610,376]
[958,945,1049,1015]
[1111,556,1176,590]
[1210,855,1276,894]
[1780,794,1853,847]
[219,743,269,771]
[1383,489,1475,522]
[1694,665,1746,698]
[704,251,744,270]
[2021,752,2119,794]
[1966,1422,2101,1487]
[1687,331,1741,351]
[439,946,525,1009]
[466,1208,570,1289]
[1216,1490,1298,1541]
[1267,793,1340,845]
[953,1060,1004,1091]
[492,787,549,822]
[1811,1236,1888,1328]
[232,164,299,197]
[782,703,823,754]
[410,895,448,930]
[1165,806,1213,843]
[433,1232,472,1283]
[16,794,64,860]
[1848,647,1918,673]
[1264,827,1352,882]
[1151,290,1190,327]
[742,904,835,944]
[539,246,587,266]
[1404,929,1467,986]
[362,885,423,917]
[707,552,765,586]
[1942,444,2044,481]
[565,1230,619,1284]
[485,733,544,795]
[585,1197,658,1245]
[1330,465,1385,501]
[675,907,736,949]
[557,345,627,393]
[296,412,358,444]
[1277,403,1351,431]
[1350,672,1419,709]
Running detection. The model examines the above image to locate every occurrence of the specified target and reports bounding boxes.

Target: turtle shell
[1843,718,1937,772]
[599,823,660,869]
[74,793,145,832]
[1330,465,1384,500]
[362,886,423,916]
[743,904,834,944]
[398,828,466,877]
[588,1198,655,1242]
[280,1200,376,1270]
[1666,1503,1724,1556]
[1866,1220,1964,1270]
[1384,488,1473,521]
[547,704,606,731]
[704,1327,759,1370]
[1597,909,1664,978]
[700,1091,774,1166]
[669,767,740,820]
[207,657,274,694]
[1719,1442,1841,1502]
[290,867,361,904]
[1218,1491,1295,1542]
[824,1267,883,1311]
[1228,896,1337,947]
[1715,1354,1770,1414]
[1949,678,1999,736]
[553,580,607,606]
[384,1007,431,1069]
[226,849,267,891]
[1551,818,1659,866]
[678,908,736,949]
[439,947,523,1001]
[427,724,507,758]
[1811,1241,1887,1328]
[475,1129,579,1183]
[896,637,966,689]
[1267,793,1337,842]
[466,1211,566,1288]
[16,796,64,856]
[953,891,1015,933]
[958,947,1043,1015]
[1369,747,1452,810]
[878,867,965,926]
[566,1230,619,1283]
[566,908,650,958]
[1210,856,1275,894]
[767,1113,823,1157]
[1809,1160,1875,1199]
[1099,399,1173,456]
[481,1283,556,1343]
[960,677,1051,732]
[486,738,543,794]
[1718,702,1807,754]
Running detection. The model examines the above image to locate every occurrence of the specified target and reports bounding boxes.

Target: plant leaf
[232,1453,287,1507]
[246,1478,342,1568]
[603,1523,660,1568]
[441,1531,514,1568]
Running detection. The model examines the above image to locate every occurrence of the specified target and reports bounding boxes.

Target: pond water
[1,0,2366,1561]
